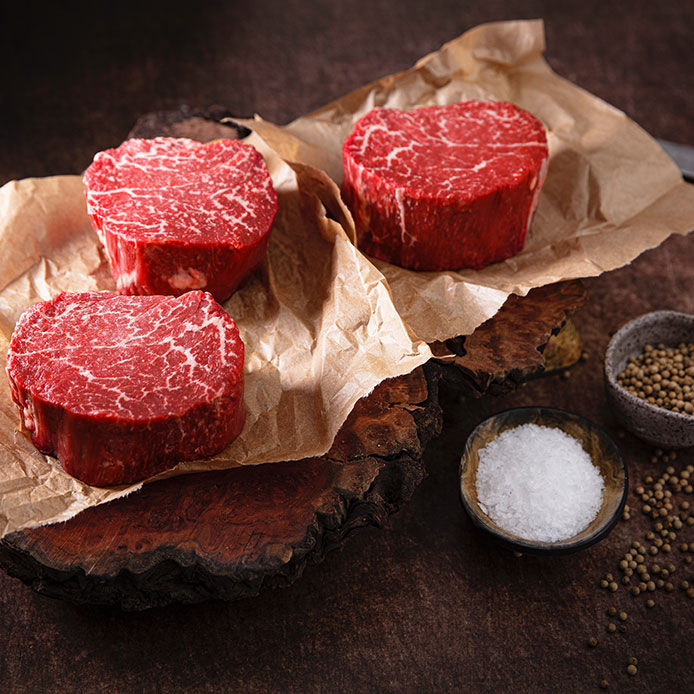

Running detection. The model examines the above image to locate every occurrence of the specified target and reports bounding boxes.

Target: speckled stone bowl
[604,311,694,449]
[459,407,627,555]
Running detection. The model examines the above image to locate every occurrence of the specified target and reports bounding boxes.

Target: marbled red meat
[84,137,278,302]
[342,101,549,271]
[5,291,245,486]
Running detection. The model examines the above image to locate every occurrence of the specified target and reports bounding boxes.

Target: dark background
[2,0,692,185]
[1,1,693,692]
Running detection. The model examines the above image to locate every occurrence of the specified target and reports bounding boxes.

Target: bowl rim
[458,405,628,556]
[604,310,694,424]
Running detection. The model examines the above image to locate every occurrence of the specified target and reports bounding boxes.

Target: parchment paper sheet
[3,19,693,539]
[0,135,430,538]
[244,19,694,343]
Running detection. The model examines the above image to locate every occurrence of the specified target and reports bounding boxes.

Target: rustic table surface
[2,2,693,692]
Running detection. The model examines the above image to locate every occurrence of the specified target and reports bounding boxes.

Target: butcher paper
[243,19,694,343]
[0,135,430,537]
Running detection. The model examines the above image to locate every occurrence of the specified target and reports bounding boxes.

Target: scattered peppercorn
[591,452,694,690]
[587,636,598,648]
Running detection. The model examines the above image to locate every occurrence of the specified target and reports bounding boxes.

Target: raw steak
[6,291,245,486]
[342,101,549,271]
[84,137,278,303]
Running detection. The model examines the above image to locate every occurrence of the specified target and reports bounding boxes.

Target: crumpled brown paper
[243,19,694,343]
[0,134,431,538]
[3,18,693,540]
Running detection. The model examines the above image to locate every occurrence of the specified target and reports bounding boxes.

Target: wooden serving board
[0,365,441,609]
[0,110,587,609]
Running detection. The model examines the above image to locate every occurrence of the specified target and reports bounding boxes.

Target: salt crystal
[475,423,604,542]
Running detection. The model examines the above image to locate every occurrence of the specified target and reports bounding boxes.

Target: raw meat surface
[342,101,549,270]
[6,291,245,486]
[84,137,278,302]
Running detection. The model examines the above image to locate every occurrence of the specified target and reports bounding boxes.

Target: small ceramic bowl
[604,311,694,448]
[459,407,627,555]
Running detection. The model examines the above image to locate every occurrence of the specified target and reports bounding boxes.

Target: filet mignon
[6,291,245,486]
[342,101,549,271]
[84,137,278,302]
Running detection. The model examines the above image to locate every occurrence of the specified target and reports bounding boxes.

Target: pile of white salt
[475,423,604,543]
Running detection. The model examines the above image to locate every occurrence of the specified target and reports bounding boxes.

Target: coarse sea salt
[475,423,604,543]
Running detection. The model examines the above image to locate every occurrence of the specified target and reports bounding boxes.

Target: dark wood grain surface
[2,1,693,692]
[433,281,587,396]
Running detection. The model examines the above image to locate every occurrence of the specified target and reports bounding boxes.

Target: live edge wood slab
[0,111,586,610]
[0,365,442,610]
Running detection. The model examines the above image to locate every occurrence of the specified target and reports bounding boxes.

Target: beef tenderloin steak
[5,291,245,486]
[342,101,549,271]
[84,137,278,303]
